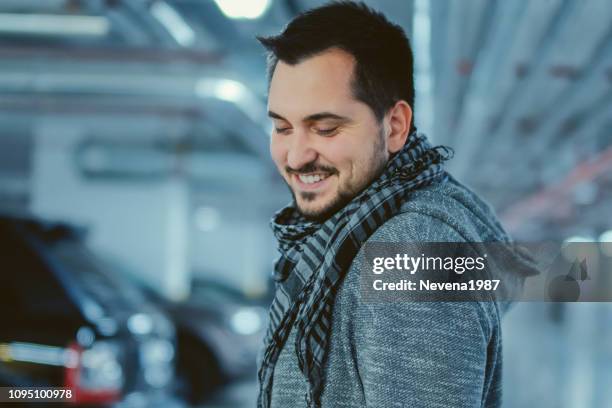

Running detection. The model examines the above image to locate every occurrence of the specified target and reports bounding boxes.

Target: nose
[286,130,318,171]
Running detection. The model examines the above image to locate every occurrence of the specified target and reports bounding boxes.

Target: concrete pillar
[30,120,190,300]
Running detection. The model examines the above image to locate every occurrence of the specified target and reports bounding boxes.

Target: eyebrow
[268,110,351,123]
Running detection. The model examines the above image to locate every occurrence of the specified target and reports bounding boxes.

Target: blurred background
[0,0,610,407]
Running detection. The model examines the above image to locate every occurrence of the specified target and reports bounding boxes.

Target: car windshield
[49,240,147,312]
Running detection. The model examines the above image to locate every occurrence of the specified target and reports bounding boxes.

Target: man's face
[268,48,389,221]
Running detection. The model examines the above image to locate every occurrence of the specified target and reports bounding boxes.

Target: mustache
[285,162,338,175]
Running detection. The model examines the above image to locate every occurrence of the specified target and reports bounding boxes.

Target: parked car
[133,275,269,404]
[0,214,178,407]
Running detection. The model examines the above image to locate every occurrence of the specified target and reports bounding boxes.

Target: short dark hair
[257,1,416,133]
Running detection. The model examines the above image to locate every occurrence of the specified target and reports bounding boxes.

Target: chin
[297,205,331,221]
[296,195,347,222]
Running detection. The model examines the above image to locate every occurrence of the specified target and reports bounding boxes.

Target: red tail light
[64,342,122,404]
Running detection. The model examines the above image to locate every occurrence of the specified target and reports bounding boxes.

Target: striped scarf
[258,132,453,407]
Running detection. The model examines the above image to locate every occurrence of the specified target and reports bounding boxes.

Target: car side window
[0,223,81,321]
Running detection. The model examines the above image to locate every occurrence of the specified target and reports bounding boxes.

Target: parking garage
[0,1,611,407]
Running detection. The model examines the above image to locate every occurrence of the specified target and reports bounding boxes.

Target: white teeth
[298,174,328,184]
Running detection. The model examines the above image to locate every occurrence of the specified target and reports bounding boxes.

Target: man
[256,2,537,407]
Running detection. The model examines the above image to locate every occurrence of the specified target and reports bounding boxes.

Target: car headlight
[128,312,175,338]
[229,307,266,335]
[140,339,175,388]
[127,313,154,336]
[80,341,124,391]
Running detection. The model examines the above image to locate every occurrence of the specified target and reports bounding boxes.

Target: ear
[384,100,412,154]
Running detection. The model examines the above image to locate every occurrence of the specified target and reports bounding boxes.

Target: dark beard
[290,133,388,222]
[290,187,355,222]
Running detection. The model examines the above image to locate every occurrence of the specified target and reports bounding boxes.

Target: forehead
[268,48,359,119]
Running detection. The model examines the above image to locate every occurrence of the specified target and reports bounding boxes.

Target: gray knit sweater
[267,175,531,408]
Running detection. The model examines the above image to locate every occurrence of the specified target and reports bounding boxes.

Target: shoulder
[373,175,511,243]
[366,178,473,244]
[369,208,466,243]
[332,177,502,341]
[400,175,511,242]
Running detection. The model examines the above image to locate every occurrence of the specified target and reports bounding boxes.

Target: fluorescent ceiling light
[0,13,109,37]
[216,80,246,102]
[151,1,195,47]
[195,78,265,123]
[214,0,271,19]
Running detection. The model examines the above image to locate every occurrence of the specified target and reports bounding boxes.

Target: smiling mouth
[292,172,333,191]
[297,173,330,184]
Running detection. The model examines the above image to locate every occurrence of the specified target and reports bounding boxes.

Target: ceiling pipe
[0,69,269,160]
[0,45,222,64]
[0,12,109,37]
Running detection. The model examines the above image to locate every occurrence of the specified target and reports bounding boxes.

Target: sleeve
[349,212,497,408]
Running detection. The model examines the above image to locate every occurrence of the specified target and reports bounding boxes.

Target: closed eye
[315,127,338,136]
[275,127,292,134]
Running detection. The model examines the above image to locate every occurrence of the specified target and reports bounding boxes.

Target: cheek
[337,141,375,183]
[323,142,357,179]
